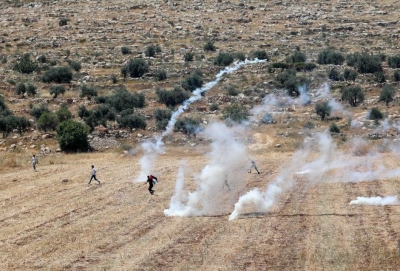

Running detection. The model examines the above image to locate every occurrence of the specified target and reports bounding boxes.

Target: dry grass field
[2,0,400,270]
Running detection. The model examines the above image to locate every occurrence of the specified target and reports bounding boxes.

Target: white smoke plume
[229,131,400,220]
[134,59,267,182]
[350,196,400,206]
[298,84,310,105]
[164,122,248,217]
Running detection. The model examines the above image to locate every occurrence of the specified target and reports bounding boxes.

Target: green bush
[118,113,147,129]
[317,48,345,65]
[154,108,172,130]
[329,122,340,134]
[209,103,219,111]
[14,53,38,74]
[0,115,30,137]
[374,71,386,83]
[59,18,70,26]
[68,60,82,72]
[50,85,66,98]
[26,83,37,97]
[285,49,306,63]
[379,85,395,106]
[37,112,59,131]
[154,69,167,81]
[388,56,400,68]
[346,52,382,74]
[145,45,156,57]
[122,58,149,78]
[226,85,240,96]
[56,120,90,152]
[174,117,202,137]
[315,101,332,120]
[252,50,268,60]
[42,66,73,83]
[30,104,50,119]
[214,52,234,66]
[121,46,132,55]
[184,52,194,62]
[155,44,162,53]
[80,84,98,98]
[303,121,315,129]
[343,68,358,81]
[369,107,384,124]
[341,85,364,107]
[96,89,145,111]
[0,96,12,117]
[394,70,400,82]
[329,69,342,81]
[296,62,316,72]
[156,86,190,107]
[222,103,248,123]
[204,40,216,51]
[270,62,291,70]
[181,70,203,92]
[56,104,73,122]
[111,74,118,84]
[37,55,47,63]
[78,105,90,119]
[15,83,26,96]
[235,52,246,62]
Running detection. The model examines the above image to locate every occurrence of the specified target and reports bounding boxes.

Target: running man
[249,158,260,174]
[88,165,101,184]
[146,175,158,195]
[221,172,231,191]
[32,154,38,172]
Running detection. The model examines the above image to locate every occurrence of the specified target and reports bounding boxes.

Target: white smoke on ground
[350,196,400,206]
[164,122,248,217]
[164,161,188,214]
[298,84,310,105]
[134,59,267,182]
[229,131,400,220]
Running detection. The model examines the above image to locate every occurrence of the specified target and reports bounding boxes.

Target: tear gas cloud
[134,59,267,182]
[350,196,400,206]
[164,122,248,217]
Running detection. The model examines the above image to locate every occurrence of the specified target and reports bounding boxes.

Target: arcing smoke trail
[134,59,267,182]
[350,196,400,206]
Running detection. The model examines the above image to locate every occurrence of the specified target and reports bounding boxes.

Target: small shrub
[394,70,400,82]
[118,113,147,129]
[97,89,145,111]
[145,45,156,57]
[154,69,167,81]
[317,48,345,65]
[14,53,38,74]
[315,101,332,120]
[15,83,26,96]
[121,46,132,55]
[343,68,358,81]
[329,122,340,133]
[222,103,248,123]
[111,74,118,84]
[374,71,386,83]
[181,70,203,92]
[204,40,216,51]
[174,117,202,137]
[78,105,90,119]
[285,48,306,63]
[56,120,90,152]
[37,112,59,131]
[184,52,194,62]
[214,52,234,66]
[252,50,268,60]
[59,18,70,26]
[303,121,315,129]
[347,52,382,74]
[369,107,384,124]
[50,85,66,98]
[388,56,400,68]
[379,85,395,107]
[156,86,190,107]
[68,60,81,72]
[341,85,364,107]
[37,55,47,63]
[122,58,149,78]
[235,52,246,62]
[56,104,72,122]
[154,108,172,130]
[329,69,342,81]
[26,83,37,97]
[209,103,219,111]
[30,104,50,119]
[226,85,240,96]
[80,84,98,98]
[42,66,73,83]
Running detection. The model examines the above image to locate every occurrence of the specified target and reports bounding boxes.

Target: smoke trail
[134,58,267,181]
[164,122,248,217]
[350,196,400,206]
[164,162,187,215]
[298,84,310,105]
